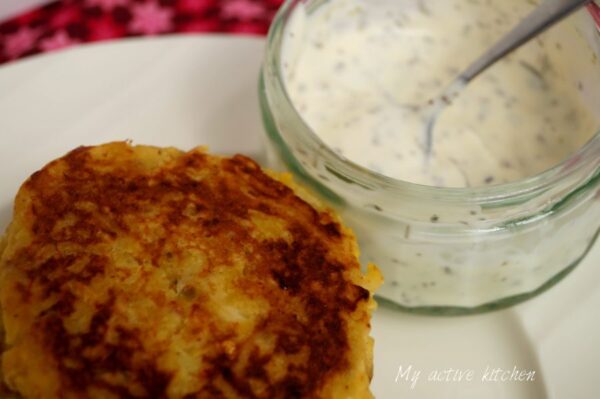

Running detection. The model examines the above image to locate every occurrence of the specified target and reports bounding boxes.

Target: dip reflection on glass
[282,0,598,187]
[260,0,600,313]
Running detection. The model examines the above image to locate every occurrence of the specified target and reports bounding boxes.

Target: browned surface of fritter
[0,143,378,399]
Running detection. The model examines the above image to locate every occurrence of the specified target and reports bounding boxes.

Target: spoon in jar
[423,0,592,158]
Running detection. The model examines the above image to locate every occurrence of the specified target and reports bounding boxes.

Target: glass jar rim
[264,0,600,205]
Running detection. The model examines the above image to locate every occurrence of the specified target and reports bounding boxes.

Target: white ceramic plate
[0,36,599,399]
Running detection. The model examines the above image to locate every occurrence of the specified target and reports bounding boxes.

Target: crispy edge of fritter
[272,170,383,398]
[0,234,20,398]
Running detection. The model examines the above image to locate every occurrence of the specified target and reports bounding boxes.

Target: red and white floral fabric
[0,0,283,64]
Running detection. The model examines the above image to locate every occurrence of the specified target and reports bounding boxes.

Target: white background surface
[0,35,599,399]
[0,0,47,20]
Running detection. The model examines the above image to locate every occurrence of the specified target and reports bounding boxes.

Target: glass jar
[259,0,600,314]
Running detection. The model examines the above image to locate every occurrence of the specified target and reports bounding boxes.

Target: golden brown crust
[0,142,378,399]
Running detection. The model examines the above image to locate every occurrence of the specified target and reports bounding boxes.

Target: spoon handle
[459,0,591,83]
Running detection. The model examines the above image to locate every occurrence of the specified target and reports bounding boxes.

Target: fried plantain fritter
[0,142,381,399]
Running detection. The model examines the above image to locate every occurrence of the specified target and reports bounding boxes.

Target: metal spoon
[423,0,591,157]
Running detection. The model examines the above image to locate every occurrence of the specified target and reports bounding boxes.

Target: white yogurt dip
[281,0,599,187]
[262,0,600,309]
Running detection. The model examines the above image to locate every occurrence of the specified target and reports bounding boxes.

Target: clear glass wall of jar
[259,0,600,314]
